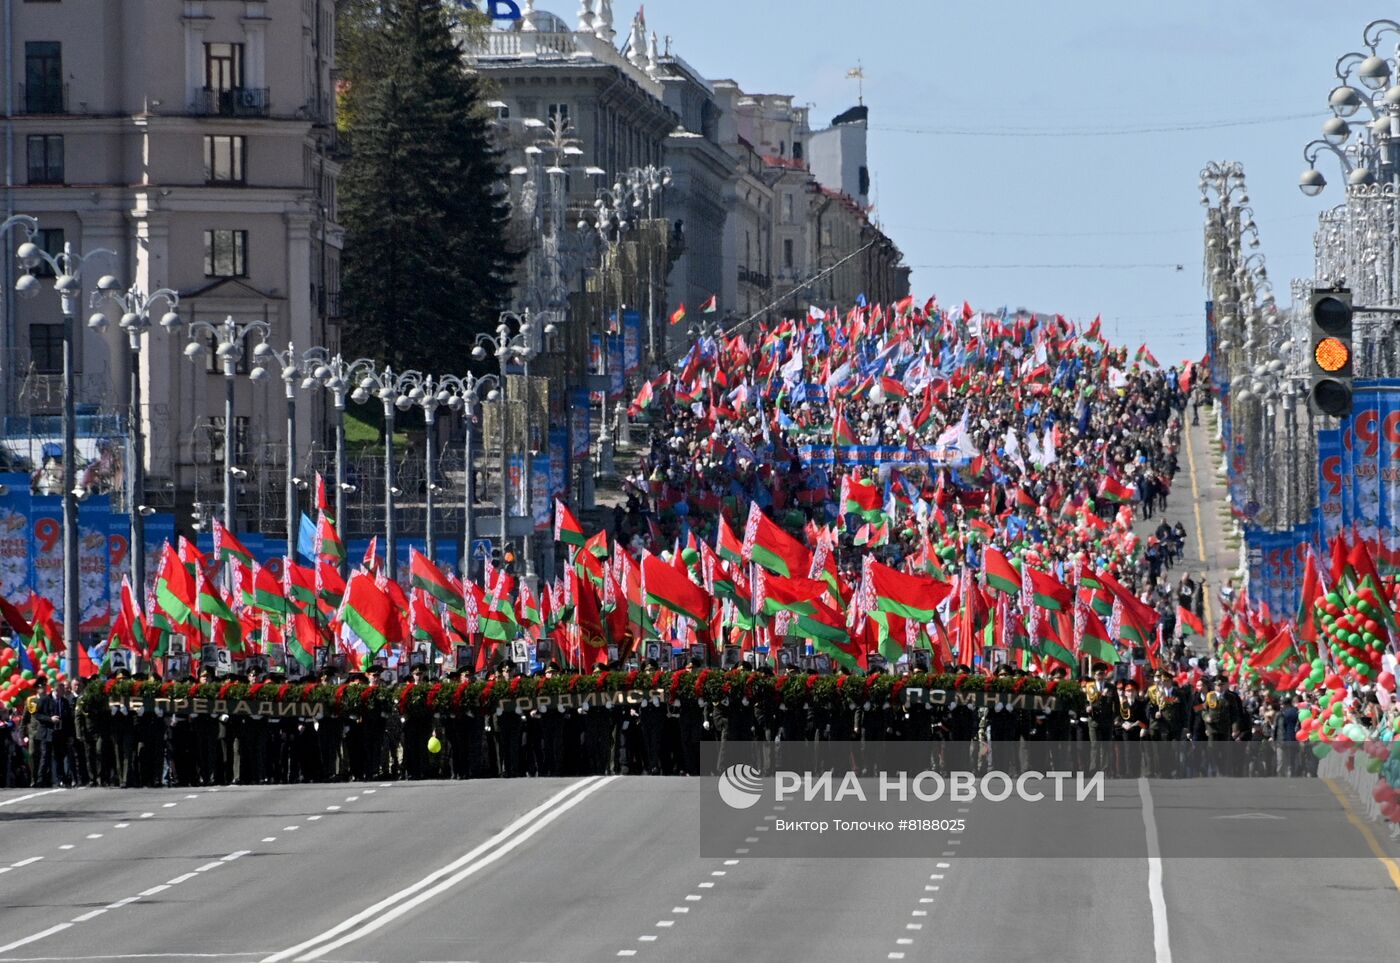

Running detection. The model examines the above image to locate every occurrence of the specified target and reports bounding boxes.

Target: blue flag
[296,512,318,564]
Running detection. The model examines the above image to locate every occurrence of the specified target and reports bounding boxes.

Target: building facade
[2,0,341,531]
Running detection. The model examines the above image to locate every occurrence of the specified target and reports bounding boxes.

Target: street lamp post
[249,341,331,561]
[87,284,181,594]
[444,372,499,581]
[623,164,672,365]
[306,354,377,567]
[578,186,633,484]
[349,363,418,582]
[15,232,116,678]
[399,371,465,564]
[473,309,548,578]
[180,317,272,533]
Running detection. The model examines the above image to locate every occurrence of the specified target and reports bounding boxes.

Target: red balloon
[1379,671,1396,692]
[1324,673,1345,689]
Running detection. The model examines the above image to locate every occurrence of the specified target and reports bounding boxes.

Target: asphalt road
[0,774,1396,963]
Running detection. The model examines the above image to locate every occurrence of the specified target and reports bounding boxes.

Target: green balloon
[1366,758,1383,774]
[1312,743,1332,759]
[1326,592,1344,607]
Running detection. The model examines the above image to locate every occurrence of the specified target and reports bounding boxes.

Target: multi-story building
[2,0,341,530]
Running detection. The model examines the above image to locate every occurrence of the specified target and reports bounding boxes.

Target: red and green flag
[212,519,254,568]
[642,551,712,624]
[1097,474,1136,504]
[743,503,811,579]
[410,548,460,612]
[554,499,586,548]
[982,546,1021,597]
[1027,567,1073,612]
[864,558,952,623]
[338,572,394,659]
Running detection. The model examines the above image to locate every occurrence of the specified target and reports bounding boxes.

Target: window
[29,323,63,374]
[547,103,569,126]
[26,135,63,184]
[858,165,870,197]
[209,414,251,462]
[24,42,62,113]
[783,238,794,270]
[204,332,252,375]
[782,193,793,224]
[204,43,243,92]
[494,103,510,121]
[28,228,63,278]
[203,135,245,184]
[792,140,803,161]
[203,229,247,278]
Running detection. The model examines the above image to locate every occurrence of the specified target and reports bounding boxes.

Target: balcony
[738,266,771,290]
[193,87,270,118]
[18,83,67,115]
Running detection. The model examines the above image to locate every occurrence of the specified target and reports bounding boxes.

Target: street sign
[472,539,493,561]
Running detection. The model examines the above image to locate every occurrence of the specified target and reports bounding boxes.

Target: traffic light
[1309,287,1353,416]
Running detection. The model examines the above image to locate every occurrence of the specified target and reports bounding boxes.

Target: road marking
[723,859,739,865]
[897,938,913,944]
[167,873,199,885]
[617,952,637,958]
[940,851,954,856]
[263,777,612,963]
[86,833,103,839]
[107,896,142,908]
[1138,777,1172,963]
[744,836,758,842]
[140,813,155,818]
[262,837,277,843]
[140,884,171,897]
[698,882,714,888]
[911,910,927,917]
[905,923,922,930]
[326,805,342,811]
[283,826,300,832]
[936,862,950,868]
[1183,423,1214,632]
[1213,812,1284,820]
[672,907,689,914]
[711,870,726,876]
[185,794,199,799]
[59,844,75,850]
[346,796,359,802]
[638,935,657,942]
[929,874,943,879]
[0,788,64,807]
[656,921,674,928]
[0,922,72,953]
[735,848,749,854]
[222,851,250,862]
[888,954,905,960]
[71,908,107,922]
[684,894,702,901]
[307,815,323,821]
[114,822,130,828]
[1324,777,1400,892]
[919,898,933,904]
[924,885,939,892]
[362,789,377,794]
[12,856,43,867]
[195,862,224,873]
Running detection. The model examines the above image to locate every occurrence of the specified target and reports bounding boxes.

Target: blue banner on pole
[607,333,624,400]
[570,387,591,463]
[1317,420,1344,547]
[0,473,31,603]
[622,309,642,379]
[77,495,112,634]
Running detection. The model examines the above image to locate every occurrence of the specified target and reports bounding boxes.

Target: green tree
[338,0,519,372]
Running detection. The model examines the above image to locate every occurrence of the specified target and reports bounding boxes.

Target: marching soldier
[23,676,61,787]
[1085,665,1118,773]
[1117,682,1149,776]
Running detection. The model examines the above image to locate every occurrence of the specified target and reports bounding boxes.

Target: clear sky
[573,0,1394,365]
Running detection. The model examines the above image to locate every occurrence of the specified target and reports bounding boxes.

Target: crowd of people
[0,299,1396,810]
